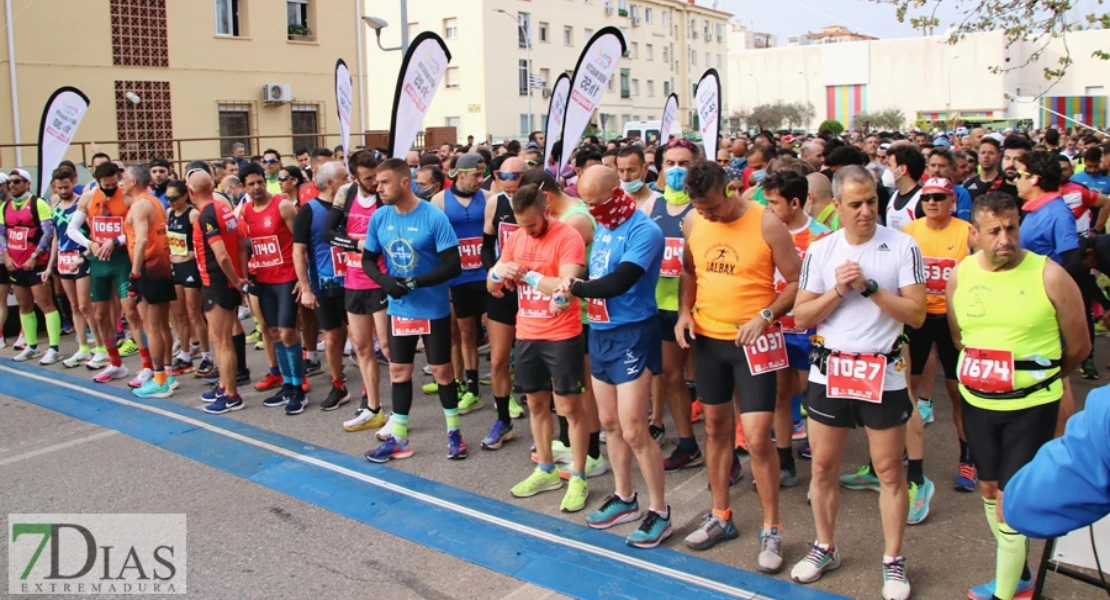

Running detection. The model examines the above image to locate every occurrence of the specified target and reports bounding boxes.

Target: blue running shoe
[627,507,672,548]
[587,494,641,529]
[907,477,935,525]
[365,436,413,463]
[917,398,935,424]
[133,379,172,399]
[264,384,292,407]
[839,465,881,491]
[798,440,811,459]
[967,576,1035,600]
[284,389,307,415]
[201,386,225,402]
[203,395,243,415]
[955,461,977,493]
[481,420,514,450]
[447,430,468,459]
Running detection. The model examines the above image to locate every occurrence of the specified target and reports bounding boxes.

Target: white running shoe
[13,332,27,351]
[13,346,41,362]
[85,352,109,370]
[39,348,62,365]
[93,364,128,383]
[128,368,154,389]
[63,348,92,368]
[376,414,396,441]
[316,338,327,353]
[344,339,353,356]
[172,338,181,356]
[237,306,252,320]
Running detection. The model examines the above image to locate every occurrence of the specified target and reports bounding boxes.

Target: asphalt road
[1,324,1105,600]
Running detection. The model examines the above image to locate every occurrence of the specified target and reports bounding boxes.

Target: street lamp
[494,8,532,137]
[363,0,410,54]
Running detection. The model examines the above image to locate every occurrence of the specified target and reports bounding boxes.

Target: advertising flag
[695,69,721,163]
[335,59,353,159]
[558,27,626,172]
[544,73,570,164]
[35,87,90,196]
[388,32,452,159]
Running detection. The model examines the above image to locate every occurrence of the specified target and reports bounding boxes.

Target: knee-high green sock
[983,497,1001,542]
[444,407,460,433]
[19,313,38,347]
[996,522,1028,600]
[44,310,61,349]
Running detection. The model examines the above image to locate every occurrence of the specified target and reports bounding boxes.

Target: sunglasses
[922,193,950,203]
[526,160,541,167]
[262,158,279,164]
[496,172,523,182]
[165,195,183,202]
[8,178,25,185]
[278,175,291,182]
[1016,169,1034,179]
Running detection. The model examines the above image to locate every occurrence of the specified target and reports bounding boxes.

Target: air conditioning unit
[543,88,551,98]
[262,83,292,103]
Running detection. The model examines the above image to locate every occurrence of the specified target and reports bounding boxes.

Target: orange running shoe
[735,417,749,454]
[254,372,283,392]
[690,399,704,423]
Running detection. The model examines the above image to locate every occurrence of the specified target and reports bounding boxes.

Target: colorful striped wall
[826,85,867,127]
[1040,96,1106,129]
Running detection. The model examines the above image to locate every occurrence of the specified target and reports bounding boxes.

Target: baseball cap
[782,135,796,144]
[922,177,955,196]
[933,137,952,147]
[450,152,483,177]
[150,156,171,169]
[723,166,743,181]
[985,132,1005,144]
[8,168,30,182]
[0,173,8,184]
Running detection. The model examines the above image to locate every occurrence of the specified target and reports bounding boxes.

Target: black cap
[150,156,171,169]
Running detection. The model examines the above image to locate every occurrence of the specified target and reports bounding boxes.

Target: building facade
[0,0,365,170]
[363,0,731,142]
[728,22,777,50]
[728,29,1110,132]
[787,25,877,47]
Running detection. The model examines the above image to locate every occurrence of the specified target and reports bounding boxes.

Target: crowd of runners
[3,123,1108,600]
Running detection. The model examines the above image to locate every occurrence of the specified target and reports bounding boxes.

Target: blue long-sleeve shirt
[954,184,972,222]
[1003,387,1110,538]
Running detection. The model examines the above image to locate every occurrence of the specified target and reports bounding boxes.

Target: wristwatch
[861,279,879,298]
[759,308,774,326]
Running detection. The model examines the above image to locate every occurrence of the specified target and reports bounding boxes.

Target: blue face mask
[753,169,768,184]
[620,178,644,194]
[665,166,688,192]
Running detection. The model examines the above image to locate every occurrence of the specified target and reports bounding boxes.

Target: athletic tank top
[53,199,84,253]
[124,194,173,279]
[306,199,345,295]
[776,216,830,332]
[493,192,518,259]
[2,197,48,268]
[444,187,487,286]
[242,196,296,284]
[166,205,195,260]
[649,198,694,312]
[558,200,595,325]
[904,218,970,315]
[690,203,776,341]
[886,187,923,232]
[87,187,128,262]
[952,252,1061,411]
[816,203,841,231]
[343,190,383,291]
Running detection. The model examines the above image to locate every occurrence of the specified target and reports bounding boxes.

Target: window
[540,68,550,88]
[647,80,654,97]
[443,18,458,39]
[217,102,251,158]
[519,59,529,95]
[704,19,710,39]
[563,26,572,45]
[620,68,630,99]
[662,10,669,27]
[690,48,696,66]
[662,46,668,63]
[716,22,723,42]
[619,0,627,9]
[584,27,593,40]
[520,114,532,135]
[630,42,638,59]
[287,0,313,40]
[291,103,321,152]
[705,52,710,67]
[215,0,240,36]
[608,76,614,92]
[716,53,722,69]
[445,116,460,130]
[111,0,168,67]
[664,80,670,95]
[645,7,652,23]
[518,12,530,47]
[645,44,653,60]
[631,78,639,96]
[539,21,548,42]
[445,67,459,88]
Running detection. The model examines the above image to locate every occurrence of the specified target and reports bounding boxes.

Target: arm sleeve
[361,250,393,286]
[900,240,927,287]
[1003,389,1110,538]
[66,209,92,249]
[571,263,646,299]
[1082,274,1110,310]
[414,248,462,288]
[323,189,359,250]
[291,204,314,245]
[1061,248,1087,284]
[0,225,6,252]
[481,233,498,270]
[36,220,55,253]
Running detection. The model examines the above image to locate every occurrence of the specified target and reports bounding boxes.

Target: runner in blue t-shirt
[561,165,672,549]
[1071,148,1110,196]
[360,159,466,464]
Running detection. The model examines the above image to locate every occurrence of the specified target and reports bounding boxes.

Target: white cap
[0,173,8,184]
[8,168,30,182]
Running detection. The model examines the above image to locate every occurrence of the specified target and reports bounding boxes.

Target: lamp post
[362,0,410,55]
[494,8,532,137]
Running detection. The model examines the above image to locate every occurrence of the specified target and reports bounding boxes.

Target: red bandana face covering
[588,188,638,230]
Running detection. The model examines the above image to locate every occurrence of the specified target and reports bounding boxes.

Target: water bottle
[552,292,570,310]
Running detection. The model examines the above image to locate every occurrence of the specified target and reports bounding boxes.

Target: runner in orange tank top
[674,161,801,568]
[122,165,178,398]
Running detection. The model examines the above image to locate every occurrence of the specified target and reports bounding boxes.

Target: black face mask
[452,185,475,198]
[154,181,168,196]
[99,186,118,198]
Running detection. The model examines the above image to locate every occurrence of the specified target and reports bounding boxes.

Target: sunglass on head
[667,139,694,149]
[262,158,279,164]
[526,160,541,167]
[922,193,950,203]
[496,172,523,182]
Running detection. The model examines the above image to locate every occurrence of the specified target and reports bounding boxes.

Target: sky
[711,0,1102,42]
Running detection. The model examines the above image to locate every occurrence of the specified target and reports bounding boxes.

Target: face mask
[620,178,644,194]
[752,170,767,184]
[99,186,118,198]
[410,167,417,177]
[665,166,688,192]
[415,185,435,200]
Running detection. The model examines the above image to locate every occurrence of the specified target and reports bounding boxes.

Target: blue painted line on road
[1,361,846,600]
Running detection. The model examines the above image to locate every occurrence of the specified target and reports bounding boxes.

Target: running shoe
[127,368,153,389]
[13,332,26,351]
[458,391,483,415]
[479,372,492,386]
[684,513,738,550]
[254,340,265,351]
[955,461,977,493]
[422,380,439,395]
[263,385,292,407]
[798,440,812,459]
[320,385,350,411]
[170,358,194,375]
[791,543,841,584]
[133,379,173,399]
[481,420,514,450]
[839,465,881,491]
[316,339,327,353]
[374,348,388,365]
[531,440,573,465]
[168,375,180,392]
[447,429,467,459]
[201,369,222,385]
[284,389,308,415]
[508,396,525,419]
[38,348,61,365]
[907,477,935,525]
[757,527,784,573]
[203,395,243,415]
[254,372,283,392]
[376,414,402,441]
[649,424,665,446]
[510,467,563,498]
[881,556,911,600]
[663,445,704,472]
[117,339,138,357]
[587,494,642,529]
[0,336,5,350]
[194,357,215,377]
[967,576,1036,600]
[343,408,386,432]
[236,368,251,384]
[85,351,109,370]
[690,398,704,423]
[12,346,40,362]
[301,379,310,393]
[792,419,807,441]
[917,398,935,424]
[627,509,673,549]
[303,359,323,377]
[729,454,745,488]
[62,348,91,368]
[92,361,128,381]
[1080,358,1099,380]
[734,419,749,454]
[557,455,608,480]
[560,476,588,512]
[238,305,253,321]
[245,328,261,344]
[201,386,226,403]
[780,468,800,488]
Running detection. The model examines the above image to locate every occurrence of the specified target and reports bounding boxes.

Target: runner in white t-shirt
[789,166,926,600]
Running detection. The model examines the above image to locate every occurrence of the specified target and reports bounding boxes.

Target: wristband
[523,270,543,288]
[490,267,503,283]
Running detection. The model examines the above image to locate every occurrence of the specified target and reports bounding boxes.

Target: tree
[872,0,1108,85]
[851,108,906,132]
[819,119,845,136]
[743,101,814,131]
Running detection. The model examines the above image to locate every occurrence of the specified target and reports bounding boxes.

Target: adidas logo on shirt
[878,243,891,251]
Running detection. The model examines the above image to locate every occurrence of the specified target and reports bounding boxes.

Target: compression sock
[908,459,925,487]
[996,522,1029,600]
[269,365,281,378]
[437,380,459,410]
[289,341,304,387]
[232,333,246,372]
[465,369,479,396]
[960,438,972,464]
[79,343,90,354]
[106,345,122,367]
[558,415,571,446]
[275,344,292,384]
[391,413,410,442]
[443,407,460,433]
[983,497,1001,541]
[495,395,512,423]
[779,447,795,473]
[19,313,38,347]
[588,430,601,460]
[139,347,153,370]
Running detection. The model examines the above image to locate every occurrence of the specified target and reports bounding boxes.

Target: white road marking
[0,430,118,466]
[499,582,558,600]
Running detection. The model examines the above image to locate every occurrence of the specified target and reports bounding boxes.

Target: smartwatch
[861,279,879,298]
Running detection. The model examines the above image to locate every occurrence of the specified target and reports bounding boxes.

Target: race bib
[518,282,553,319]
[57,250,82,275]
[660,237,684,278]
[392,316,431,337]
[90,216,123,243]
[923,257,956,296]
[459,236,482,270]
[167,231,189,257]
[958,347,1015,393]
[744,327,789,375]
[826,353,887,403]
[498,222,519,253]
[249,235,283,268]
[6,226,31,251]
[331,246,350,278]
[586,297,610,323]
[778,315,805,334]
